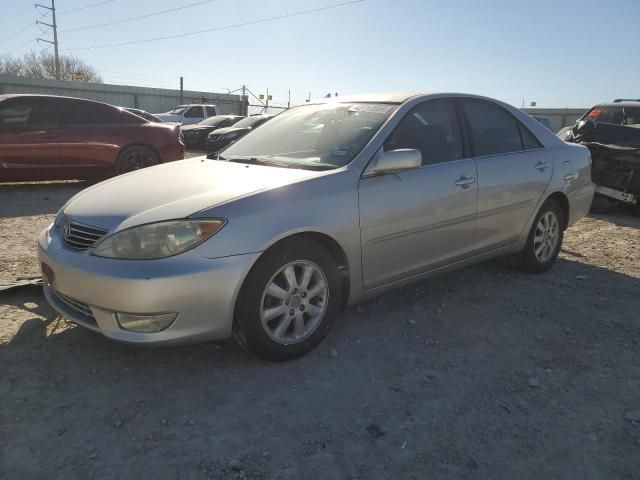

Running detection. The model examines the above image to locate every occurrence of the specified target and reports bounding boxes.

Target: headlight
[92,219,226,259]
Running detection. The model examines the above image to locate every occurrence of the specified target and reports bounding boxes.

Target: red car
[0,94,185,181]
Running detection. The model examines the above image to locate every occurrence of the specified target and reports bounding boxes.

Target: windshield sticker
[331,147,351,157]
[348,104,393,114]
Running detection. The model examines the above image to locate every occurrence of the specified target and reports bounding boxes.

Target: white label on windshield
[348,104,393,114]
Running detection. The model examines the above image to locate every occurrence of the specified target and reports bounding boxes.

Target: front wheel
[511,199,564,273]
[233,240,342,361]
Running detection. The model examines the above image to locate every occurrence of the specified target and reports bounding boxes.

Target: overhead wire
[60,0,218,33]
[63,0,365,51]
[0,22,36,46]
[58,0,116,15]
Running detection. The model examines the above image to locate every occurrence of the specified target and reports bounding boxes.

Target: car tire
[233,239,342,361]
[511,199,564,274]
[115,146,159,175]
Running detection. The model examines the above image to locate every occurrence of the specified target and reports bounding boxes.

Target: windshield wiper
[212,154,336,171]
[227,156,262,165]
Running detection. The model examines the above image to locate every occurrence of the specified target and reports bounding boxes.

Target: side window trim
[452,98,472,159]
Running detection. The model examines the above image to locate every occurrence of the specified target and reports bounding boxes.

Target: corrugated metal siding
[0,74,245,115]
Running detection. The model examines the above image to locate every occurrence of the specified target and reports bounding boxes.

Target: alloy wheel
[533,211,560,263]
[260,260,329,345]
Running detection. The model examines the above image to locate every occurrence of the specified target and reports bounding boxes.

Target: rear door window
[384,99,464,165]
[185,106,204,118]
[205,106,217,117]
[62,100,122,125]
[460,99,523,156]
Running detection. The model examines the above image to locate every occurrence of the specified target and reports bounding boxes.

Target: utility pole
[242,85,247,115]
[288,89,291,109]
[36,0,60,80]
[179,76,184,104]
[265,88,269,113]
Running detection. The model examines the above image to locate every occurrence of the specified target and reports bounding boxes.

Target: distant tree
[0,50,102,83]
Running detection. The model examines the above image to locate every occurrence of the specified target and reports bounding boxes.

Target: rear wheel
[116,146,159,175]
[511,199,564,273]
[233,240,342,361]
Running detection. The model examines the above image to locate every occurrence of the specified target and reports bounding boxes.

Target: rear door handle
[455,175,476,189]
[535,161,550,171]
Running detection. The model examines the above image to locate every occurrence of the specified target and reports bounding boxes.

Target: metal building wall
[0,74,246,115]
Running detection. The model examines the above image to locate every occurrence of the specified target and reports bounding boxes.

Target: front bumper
[38,225,259,345]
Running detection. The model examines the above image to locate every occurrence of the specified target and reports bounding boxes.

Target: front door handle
[455,175,476,189]
[535,161,550,171]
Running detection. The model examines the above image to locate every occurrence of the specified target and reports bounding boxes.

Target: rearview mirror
[371,148,422,174]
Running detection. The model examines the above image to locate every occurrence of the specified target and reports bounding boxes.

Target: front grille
[63,220,108,250]
[51,288,97,327]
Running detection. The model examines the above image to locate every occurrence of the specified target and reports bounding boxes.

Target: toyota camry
[39,92,594,360]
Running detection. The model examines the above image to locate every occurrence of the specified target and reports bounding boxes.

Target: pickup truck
[154,104,220,125]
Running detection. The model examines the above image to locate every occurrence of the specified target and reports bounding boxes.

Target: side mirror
[371,148,422,174]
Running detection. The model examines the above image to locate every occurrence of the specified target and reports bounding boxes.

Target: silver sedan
[39,92,594,360]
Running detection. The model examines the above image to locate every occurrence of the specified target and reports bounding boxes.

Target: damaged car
[561,99,640,206]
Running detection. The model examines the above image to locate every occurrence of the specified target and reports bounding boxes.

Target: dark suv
[0,94,185,182]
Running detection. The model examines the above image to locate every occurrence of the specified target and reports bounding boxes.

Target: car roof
[594,101,640,108]
[0,93,117,107]
[305,91,520,106]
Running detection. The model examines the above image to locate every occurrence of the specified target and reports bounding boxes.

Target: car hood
[181,124,214,132]
[155,113,180,122]
[62,157,323,231]
[209,126,250,136]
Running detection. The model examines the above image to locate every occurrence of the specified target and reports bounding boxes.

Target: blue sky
[2,0,639,108]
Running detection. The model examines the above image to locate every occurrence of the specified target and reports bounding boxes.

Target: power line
[63,0,365,51]
[58,0,115,15]
[0,22,36,46]
[1,0,118,54]
[6,36,39,55]
[60,0,218,33]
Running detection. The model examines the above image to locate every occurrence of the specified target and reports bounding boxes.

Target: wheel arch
[235,231,351,314]
[544,191,570,230]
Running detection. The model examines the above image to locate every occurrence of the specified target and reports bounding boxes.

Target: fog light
[115,312,178,332]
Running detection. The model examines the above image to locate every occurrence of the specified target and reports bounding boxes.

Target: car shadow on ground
[0,181,91,217]
[590,210,640,228]
[2,256,639,478]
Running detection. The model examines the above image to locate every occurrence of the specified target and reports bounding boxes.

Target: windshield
[166,105,187,115]
[233,116,269,128]
[222,103,397,169]
[199,116,232,126]
[584,106,640,126]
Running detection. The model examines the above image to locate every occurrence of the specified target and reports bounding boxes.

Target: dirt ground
[1,179,639,480]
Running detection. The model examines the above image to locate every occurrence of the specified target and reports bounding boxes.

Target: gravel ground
[1,178,639,480]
